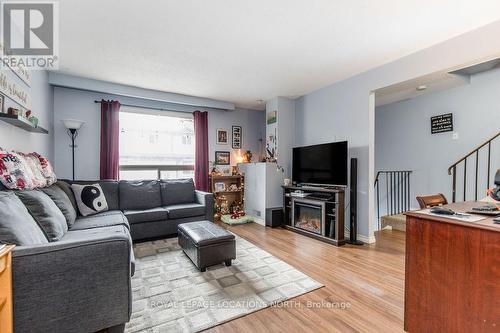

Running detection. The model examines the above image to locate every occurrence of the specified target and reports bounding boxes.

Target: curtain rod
[94,100,179,112]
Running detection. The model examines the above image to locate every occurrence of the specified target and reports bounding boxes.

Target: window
[119,109,195,180]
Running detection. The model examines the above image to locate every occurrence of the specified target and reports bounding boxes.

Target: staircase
[374,170,412,230]
[448,131,500,202]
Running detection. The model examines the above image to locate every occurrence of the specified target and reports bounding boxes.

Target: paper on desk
[415,209,486,222]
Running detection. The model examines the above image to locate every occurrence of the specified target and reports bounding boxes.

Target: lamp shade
[62,119,85,130]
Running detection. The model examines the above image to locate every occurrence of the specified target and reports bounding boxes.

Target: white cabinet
[238,162,284,225]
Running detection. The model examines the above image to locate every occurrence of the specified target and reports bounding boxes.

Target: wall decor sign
[266,110,277,125]
[431,113,453,134]
[0,72,31,109]
[232,125,242,149]
[215,151,230,165]
[216,129,228,145]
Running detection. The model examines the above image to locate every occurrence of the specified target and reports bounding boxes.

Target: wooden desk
[405,202,500,332]
[0,245,14,333]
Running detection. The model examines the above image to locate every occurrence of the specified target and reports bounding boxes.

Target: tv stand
[282,185,345,246]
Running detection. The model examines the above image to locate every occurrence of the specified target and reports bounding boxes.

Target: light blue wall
[294,20,500,240]
[376,68,500,209]
[0,70,53,159]
[53,86,264,180]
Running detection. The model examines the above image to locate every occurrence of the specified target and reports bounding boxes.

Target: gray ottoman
[178,221,236,272]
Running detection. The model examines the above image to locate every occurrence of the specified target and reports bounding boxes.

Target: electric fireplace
[292,198,325,235]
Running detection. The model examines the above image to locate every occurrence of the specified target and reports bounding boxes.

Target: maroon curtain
[193,111,209,191]
[100,100,121,180]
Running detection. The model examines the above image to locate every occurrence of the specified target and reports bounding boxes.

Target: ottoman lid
[178,221,235,246]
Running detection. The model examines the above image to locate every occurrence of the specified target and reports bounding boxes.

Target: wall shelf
[0,113,48,134]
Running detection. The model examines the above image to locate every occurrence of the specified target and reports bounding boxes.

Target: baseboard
[344,230,376,244]
[355,233,376,244]
[250,216,265,226]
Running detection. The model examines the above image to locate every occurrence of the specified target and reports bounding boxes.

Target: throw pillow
[15,190,68,242]
[0,192,48,245]
[16,152,47,188]
[0,151,35,190]
[41,184,77,226]
[30,152,57,186]
[71,183,109,216]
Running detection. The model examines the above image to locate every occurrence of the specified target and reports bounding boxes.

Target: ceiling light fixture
[416,85,427,91]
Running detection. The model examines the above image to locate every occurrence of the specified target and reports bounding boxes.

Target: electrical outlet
[452,132,459,140]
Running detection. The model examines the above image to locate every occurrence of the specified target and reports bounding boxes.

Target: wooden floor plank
[206,223,405,333]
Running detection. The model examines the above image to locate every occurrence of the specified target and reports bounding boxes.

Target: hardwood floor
[208,223,406,333]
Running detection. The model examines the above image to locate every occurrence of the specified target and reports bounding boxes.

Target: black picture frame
[215,151,230,165]
[431,113,453,134]
[232,125,242,149]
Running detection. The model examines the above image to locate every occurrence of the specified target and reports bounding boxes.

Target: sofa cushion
[160,179,195,206]
[165,203,205,219]
[55,180,78,212]
[15,190,68,242]
[70,210,129,231]
[124,207,169,224]
[41,184,77,226]
[71,183,109,216]
[119,180,161,210]
[0,191,48,245]
[61,224,135,275]
[71,180,119,211]
[62,224,131,243]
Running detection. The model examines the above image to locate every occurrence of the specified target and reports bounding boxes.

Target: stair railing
[374,170,412,229]
[448,131,500,202]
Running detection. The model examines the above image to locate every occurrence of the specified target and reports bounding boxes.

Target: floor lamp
[62,119,85,181]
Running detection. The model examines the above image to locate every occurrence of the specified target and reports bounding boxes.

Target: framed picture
[216,129,228,145]
[215,151,230,165]
[232,125,242,149]
[266,110,277,125]
[0,94,4,113]
[214,182,226,192]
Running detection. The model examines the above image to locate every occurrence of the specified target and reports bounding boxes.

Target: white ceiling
[57,1,500,110]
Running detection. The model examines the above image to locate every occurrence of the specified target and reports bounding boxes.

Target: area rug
[126,235,323,333]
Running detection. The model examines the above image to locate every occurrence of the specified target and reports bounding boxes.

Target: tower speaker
[346,157,363,245]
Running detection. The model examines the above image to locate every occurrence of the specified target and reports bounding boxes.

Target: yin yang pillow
[71,183,109,216]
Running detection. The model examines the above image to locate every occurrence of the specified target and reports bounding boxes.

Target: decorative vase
[29,116,39,127]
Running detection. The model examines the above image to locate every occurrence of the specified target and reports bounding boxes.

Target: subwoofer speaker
[346,158,363,245]
[266,207,283,228]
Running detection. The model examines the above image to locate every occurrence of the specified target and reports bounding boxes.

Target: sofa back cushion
[119,180,161,210]
[15,190,68,242]
[55,180,78,212]
[41,184,77,226]
[160,179,195,206]
[70,180,119,211]
[0,192,48,245]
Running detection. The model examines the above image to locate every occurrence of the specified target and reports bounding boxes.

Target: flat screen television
[292,141,348,186]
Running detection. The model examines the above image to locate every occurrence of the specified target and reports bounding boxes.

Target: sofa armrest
[195,190,214,222]
[12,233,132,333]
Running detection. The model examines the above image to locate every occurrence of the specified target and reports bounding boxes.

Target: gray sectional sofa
[0,178,213,333]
